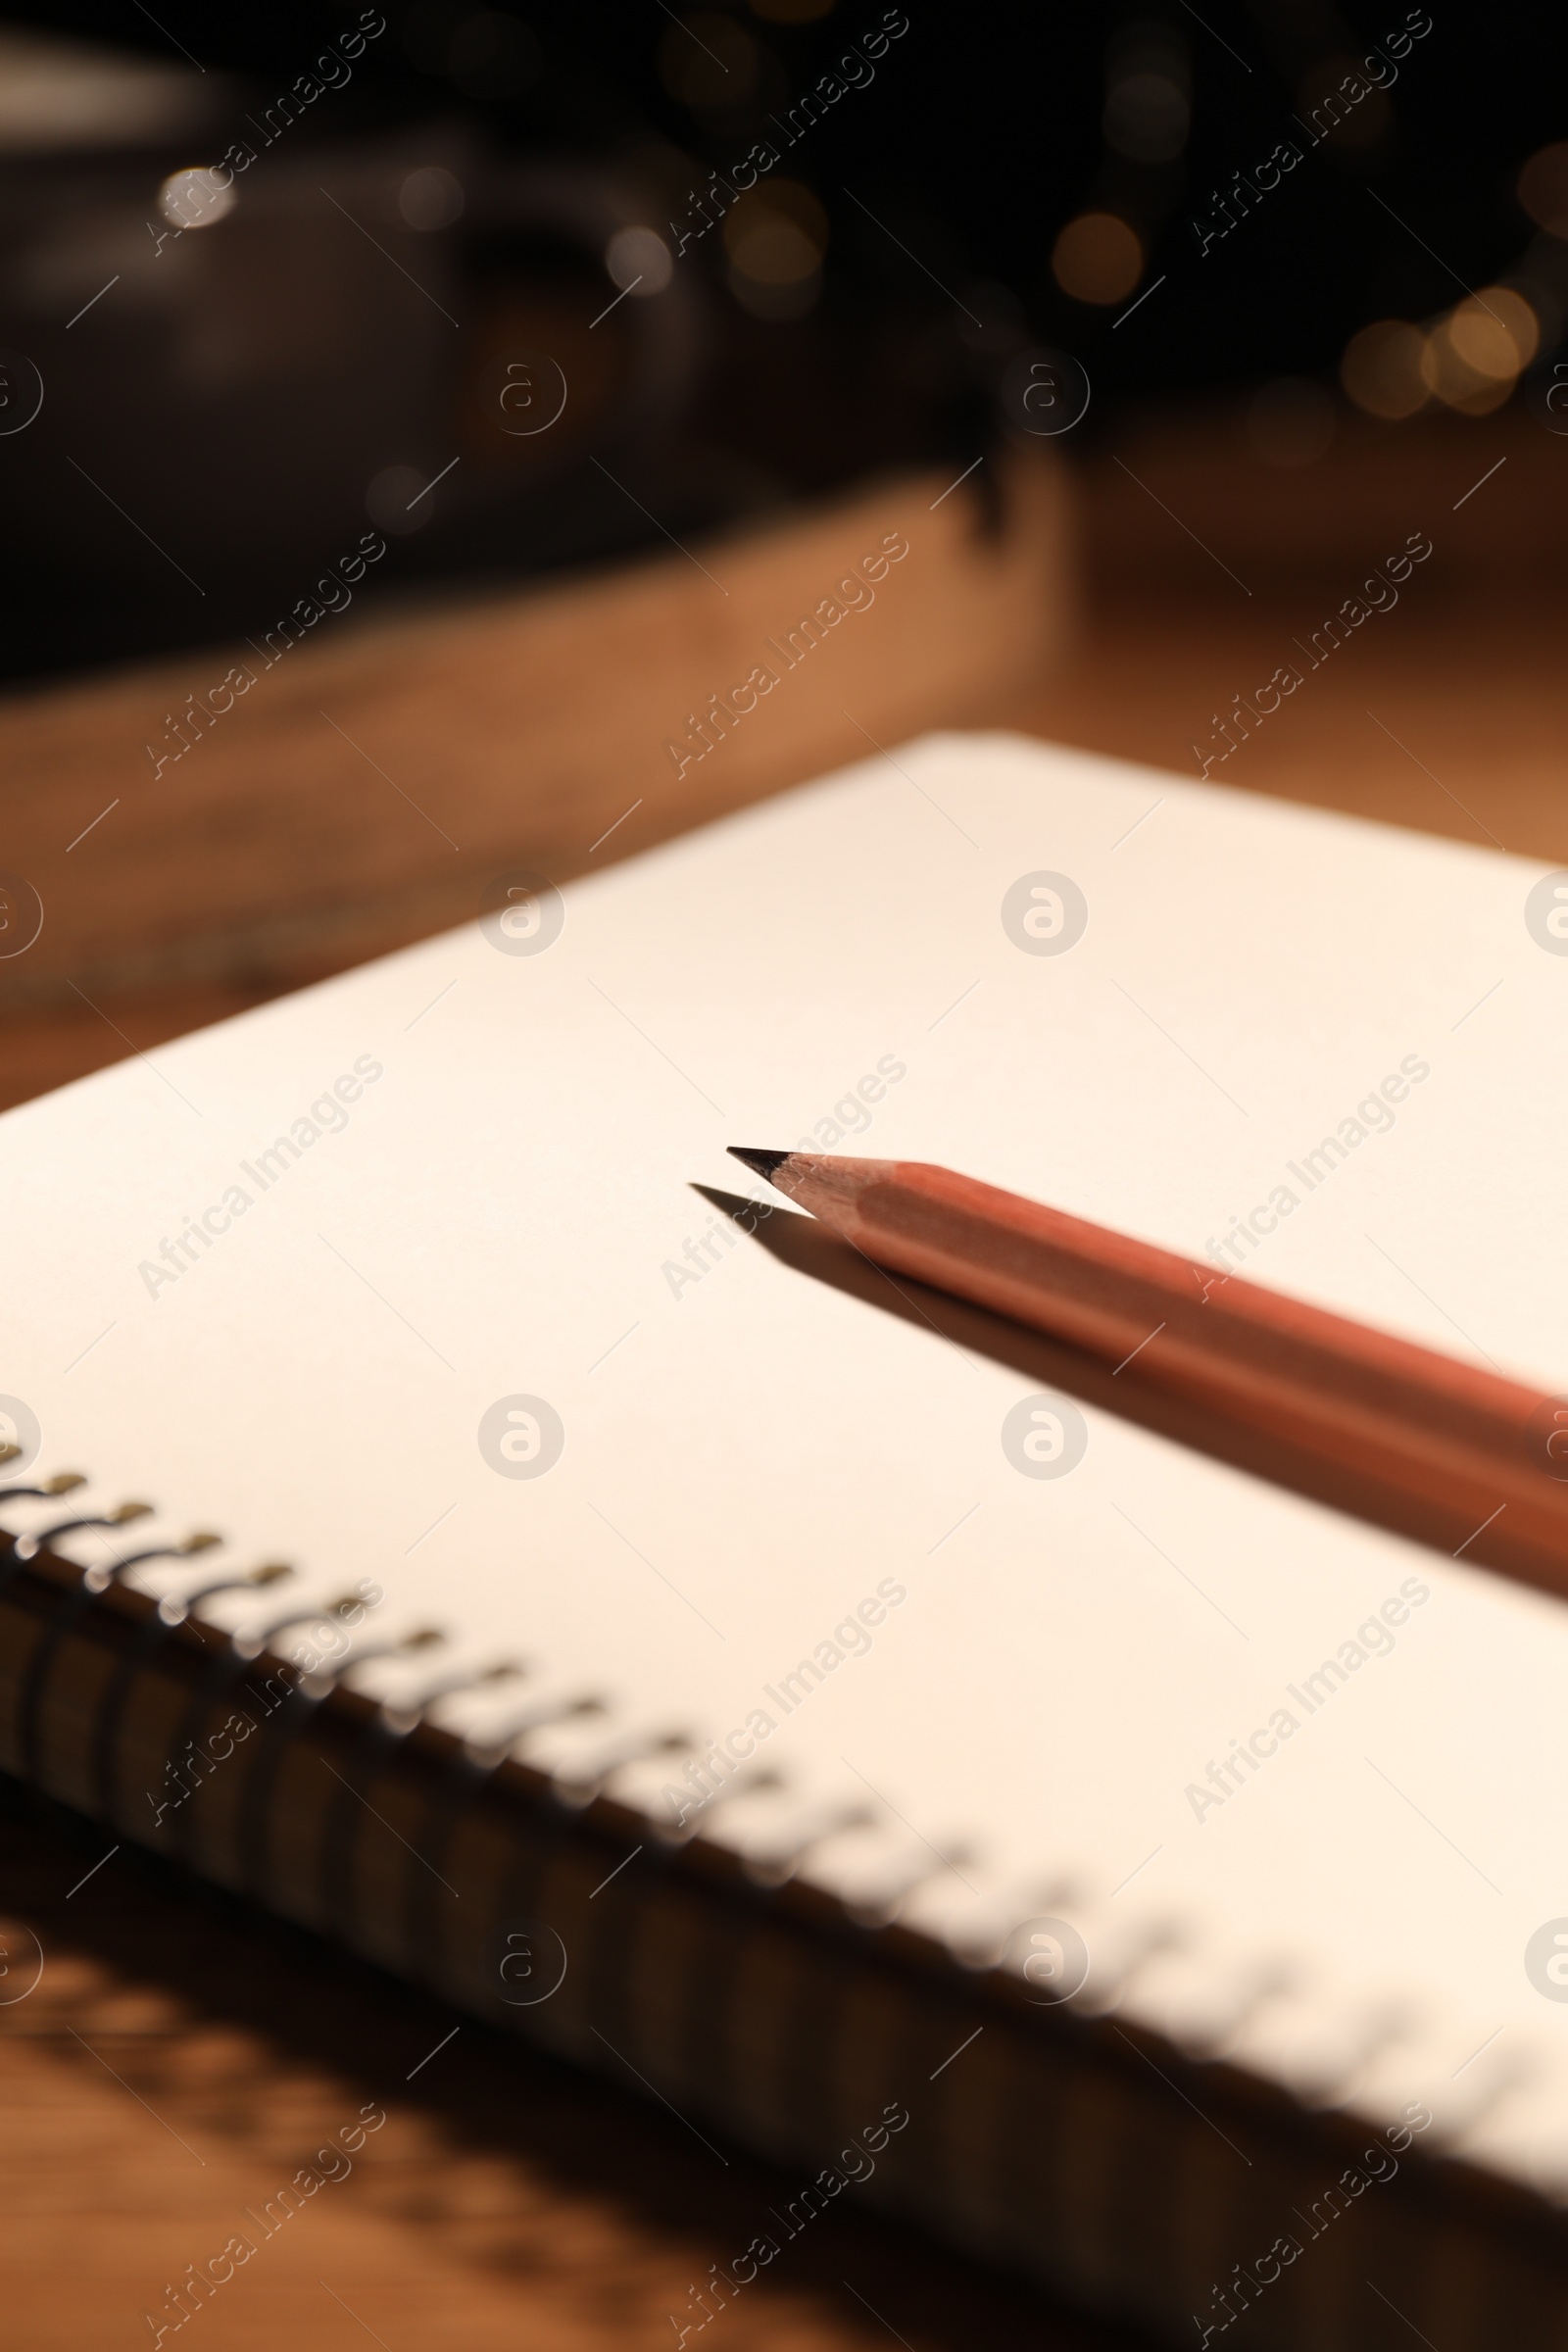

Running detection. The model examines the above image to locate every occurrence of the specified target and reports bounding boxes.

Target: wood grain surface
[1,399,1561,2347]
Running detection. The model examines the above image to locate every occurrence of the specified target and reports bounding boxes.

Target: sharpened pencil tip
[727,1147,792,1185]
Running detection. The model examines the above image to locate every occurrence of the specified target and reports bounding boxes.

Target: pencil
[728,1148,1568,1593]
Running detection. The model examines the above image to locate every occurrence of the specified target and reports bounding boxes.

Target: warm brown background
[2,403,1562,2347]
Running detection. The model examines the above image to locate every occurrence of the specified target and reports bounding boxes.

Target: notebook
[7,730,1568,2347]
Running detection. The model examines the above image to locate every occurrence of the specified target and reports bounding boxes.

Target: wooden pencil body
[766,1155,1568,1595]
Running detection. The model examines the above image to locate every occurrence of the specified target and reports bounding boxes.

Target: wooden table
[3,403,1562,2348]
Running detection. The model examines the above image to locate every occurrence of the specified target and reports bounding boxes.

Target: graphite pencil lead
[727,1147,792,1184]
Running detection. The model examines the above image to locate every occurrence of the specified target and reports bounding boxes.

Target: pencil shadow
[695,1185,1531,1585]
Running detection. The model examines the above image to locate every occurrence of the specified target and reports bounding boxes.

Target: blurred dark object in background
[0,8,1007,681]
[3,0,1567,683]
[0,25,718,675]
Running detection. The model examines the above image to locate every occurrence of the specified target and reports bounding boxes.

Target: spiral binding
[6,1455,1567,2225]
[0,1463,955,1934]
